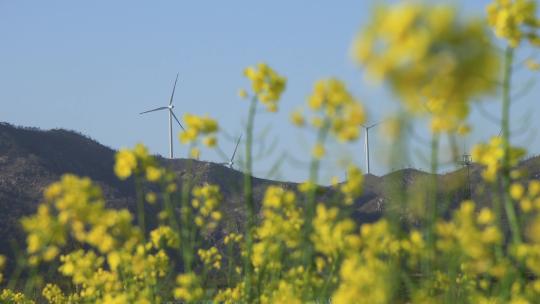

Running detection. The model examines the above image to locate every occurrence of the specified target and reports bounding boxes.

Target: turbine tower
[221,134,242,168]
[140,74,185,159]
[361,122,381,175]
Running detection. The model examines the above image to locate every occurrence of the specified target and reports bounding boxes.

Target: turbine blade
[369,122,381,129]
[230,134,242,162]
[140,106,168,115]
[170,110,185,131]
[362,121,382,129]
[169,73,179,106]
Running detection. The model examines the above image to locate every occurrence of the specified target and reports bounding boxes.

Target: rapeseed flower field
[2,0,540,302]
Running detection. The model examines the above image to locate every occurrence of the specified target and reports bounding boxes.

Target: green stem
[243,97,257,302]
[135,175,146,240]
[319,254,339,299]
[181,154,194,272]
[501,46,522,244]
[303,120,330,267]
[423,132,439,278]
[430,132,440,225]
[384,112,410,236]
[227,241,234,286]
[163,191,180,239]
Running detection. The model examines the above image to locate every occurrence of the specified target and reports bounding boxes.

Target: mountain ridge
[2,121,539,259]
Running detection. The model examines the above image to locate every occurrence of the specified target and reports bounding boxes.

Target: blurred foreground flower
[353,3,499,133]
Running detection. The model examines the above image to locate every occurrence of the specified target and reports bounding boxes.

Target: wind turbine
[140,74,185,159]
[361,122,381,175]
[221,134,242,168]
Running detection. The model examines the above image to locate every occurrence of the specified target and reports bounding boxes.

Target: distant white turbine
[221,134,242,168]
[361,122,381,175]
[140,74,185,159]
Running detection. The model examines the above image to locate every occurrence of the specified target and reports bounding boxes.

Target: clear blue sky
[1,0,538,183]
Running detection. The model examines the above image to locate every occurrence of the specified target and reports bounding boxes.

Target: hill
[1,122,539,259]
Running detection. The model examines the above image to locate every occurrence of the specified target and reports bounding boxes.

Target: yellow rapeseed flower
[312,143,326,159]
[145,166,162,182]
[526,58,540,71]
[145,192,157,204]
[340,165,364,205]
[510,183,525,200]
[354,3,499,133]
[114,149,137,180]
[290,110,305,127]
[242,63,287,112]
[487,0,540,48]
[303,78,366,142]
[472,136,526,182]
[238,88,248,99]
[174,273,204,301]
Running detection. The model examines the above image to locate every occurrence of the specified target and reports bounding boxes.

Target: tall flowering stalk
[485,0,540,245]
[239,62,286,301]
[292,78,366,272]
[501,47,522,244]
[178,113,219,272]
[353,2,501,278]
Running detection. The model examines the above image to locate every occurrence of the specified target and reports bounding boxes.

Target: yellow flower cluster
[20,174,175,302]
[487,0,540,47]
[174,272,204,302]
[354,3,499,133]
[179,114,219,148]
[340,165,364,205]
[471,136,526,182]
[526,58,540,70]
[0,289,34,304]
[21,175,125,263]
[114,143,166,185]
[114,149,137,180]
[400,230,426,267]
[513,209,540,293]
[311,204,357,258]
[256,265,319,303]
[332,220,395,304]
[224,232,243,245]
[59,250,105,285]
[263,279,303,304]
[115,144,150,180]
[149,225,180,249]
[191,184,222,233]
[297,78,366,142]
[198,246,222,270]
[252,186,303,269]
[59,246,169,302]
[311,143,325,160]
[436,202,503,277]
[242,63,287,112]
[214,282,244,303]
[513,180,540,212]
[42,284,67,303]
